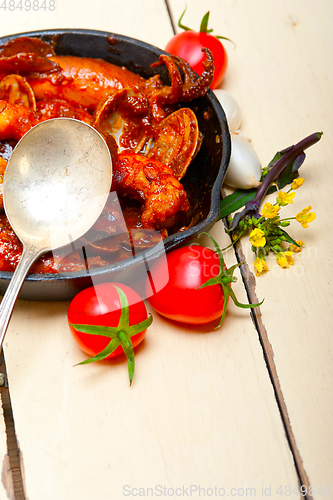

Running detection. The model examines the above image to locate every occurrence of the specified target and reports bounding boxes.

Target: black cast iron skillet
[0,29,230,301]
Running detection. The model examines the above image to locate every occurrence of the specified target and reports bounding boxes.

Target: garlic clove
[213,89,242,132]
[224,133,262,190]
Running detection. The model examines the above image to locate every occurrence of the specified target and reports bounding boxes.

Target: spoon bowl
[0,118,112,349]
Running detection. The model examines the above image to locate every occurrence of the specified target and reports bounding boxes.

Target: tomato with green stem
[165,8,233,89]
[147,233,262,327]
[68,283,152,385]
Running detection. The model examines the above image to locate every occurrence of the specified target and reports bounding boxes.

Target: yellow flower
[296,206,316,228]
[254,257,269,277]
[289,240,304,253]
[291,177,304,190]
[249,228,266,248]
[276,251,294,269]
[276,191,296,206]
[261,202,280,219]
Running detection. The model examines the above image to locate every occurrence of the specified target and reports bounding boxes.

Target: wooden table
[0,1,332,498]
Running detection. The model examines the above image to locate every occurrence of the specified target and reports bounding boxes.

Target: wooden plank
[3,223,300,499]
[0,0,173,47]
[0,0,317,497]
[168,0,333,492]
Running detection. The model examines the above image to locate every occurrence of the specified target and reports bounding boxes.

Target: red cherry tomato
[147,233,262,327]
[68,283,148,358]
[165,9,231,89]
[147,245,226,325]
[68,282,152,384]
[165,31,227,89]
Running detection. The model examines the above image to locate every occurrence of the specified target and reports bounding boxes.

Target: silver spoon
[0,118,112,350]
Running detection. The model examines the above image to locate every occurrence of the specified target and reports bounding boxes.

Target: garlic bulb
[224,133,262,189]
[213,89,242,132]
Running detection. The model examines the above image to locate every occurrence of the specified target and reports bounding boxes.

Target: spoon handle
[0,244,40,351]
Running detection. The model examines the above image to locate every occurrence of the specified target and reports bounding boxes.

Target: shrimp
[0,99,37,141]
[28,55,145,111]
[0,98,92,141]
[112,152,190,231]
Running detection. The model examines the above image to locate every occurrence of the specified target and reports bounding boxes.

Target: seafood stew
[0,30,230,300]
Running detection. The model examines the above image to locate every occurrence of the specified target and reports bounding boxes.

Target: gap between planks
[164,0,177,34]
[230,230,313,500]
[0,352,26,500]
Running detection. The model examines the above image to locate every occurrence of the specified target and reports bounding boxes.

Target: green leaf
[199,11,212,33]
[215,35,236,48]
[76,338,121,365]
[267,150,284,169]
[218,284,229,328]
[112,286,153,337]
[198,275,221,288]
[219,189,257,219]
[177,6,234,45]
[278,152,305,189]
[263,149,306,189]
[70,323,119,339]
[279,229,301,247]
[199,231,225,271]
[72,317,152,341]
[127,316,153,337]
[118,331,135,386]
[226,284,264,310]
[219,186,277,219]
[115,285,130,331]
[178,6,192,31]
[224,263,242,280]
